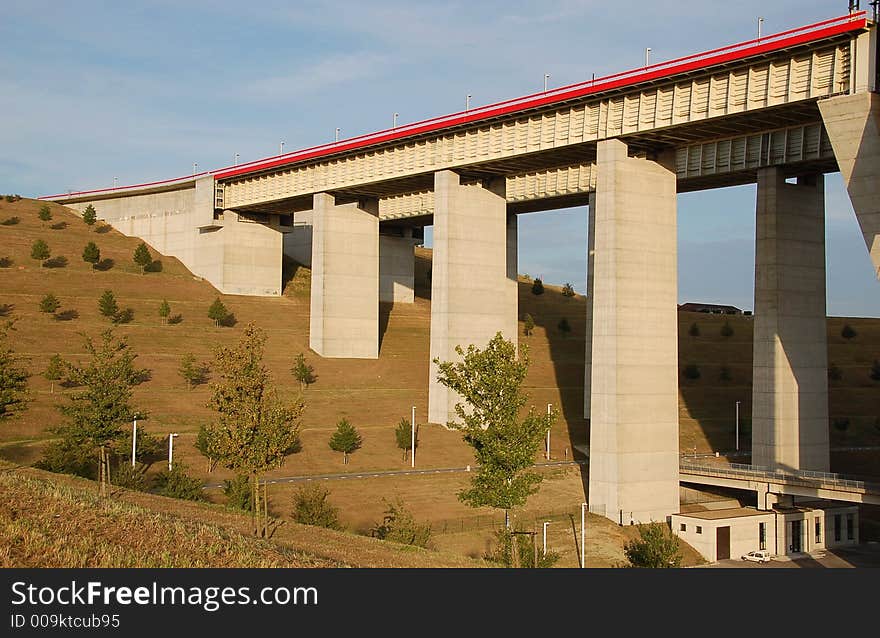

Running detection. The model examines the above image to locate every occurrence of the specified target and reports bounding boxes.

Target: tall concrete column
[428,170,518,426]
[379,235,416,303]
[309,193,379,359]
[583,193,596,421]
[588,139,679,524]
[752,168,829,472]
[818,93,880,279]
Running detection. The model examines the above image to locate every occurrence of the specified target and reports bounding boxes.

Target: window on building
[696,526,702,534]
[834,514,842,542]
[847,514,855,541]
[815,518,821,544]
[680,523,686,532]
[759,522,767,550]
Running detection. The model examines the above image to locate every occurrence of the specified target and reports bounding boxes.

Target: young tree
[370,498,431,548]
[557,318,571,337]
[153,462,205,501]
[291,352,316,391]
[158,300,171,325]
[82,241,100,266]
[523,314,535,337]
[30,239,50,264]
[291,484,342,530]
[531,278,544,295]
[44,353,64,393]
[841,324,857,340]
[38,204,52,224]
[98,290,118,319]
[178,352,208,389]
[688,322,700,337]
[394,417,417,461]
[194,423,220,473]
[223,475,253,511]
[561,282,575,297]
[204,323,304,536]
[625,522,682,568]
[133,242,152,273]
[720,321,734,337]
[0,321,29,419]
[39,293,61,314]
[328,418,362,464]
[82,204,97,227]
[208,298,229,327]
[434,332,556,527]
[52,330,146,496]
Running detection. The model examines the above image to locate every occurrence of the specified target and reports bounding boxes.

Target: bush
[35,439,96,479]
[562,283,575,297]
[688,322,700,337]
[208,298,229,327]
[0,257,12,268]
[719,365,732,382]
[842,324,857,339]
[3,195,14,203]
[152,463,205,501]
[38,205,52,223]
[683,364,701,380]
[832,418,850,437]
[291,484,342,530]
[1,216,20,225]
[82,242,100,265]
[828,364,843,382]
[223,474,253,512]
[39,293,60,314]
[486,526,559,568]
[557,317,571,336]
[531,278,544,295]
[111,463,148,491]
[82,205,97,227]
[625,522,682,568]
[370,498,432,548]
[158,300,171,324]
[30,239,50,263]
[720,321,734,337]
[523,313,535,337]
[112,308,134,324]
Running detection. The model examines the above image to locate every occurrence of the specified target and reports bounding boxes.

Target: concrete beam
[818,92,880,279]
[428,170,518,426]
[309,193,379,359]
[587,139,680,524]
[752,168,829,472]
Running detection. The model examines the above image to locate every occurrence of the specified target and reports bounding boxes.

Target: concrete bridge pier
[428,170,518,426]
[583,192,596,420]
[752,168,829,472]
[309,192,380,359]
[587,139,680,524]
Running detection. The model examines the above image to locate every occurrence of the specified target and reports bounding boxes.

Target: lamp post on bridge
[758,17,764,40]
[335,127,340,143]
[192,163,198,175]
[280,141,285,155]
[465,94,471,111]
[113,177,118,189]
[544,73,551,92]
[645,47,651,67]
[736,400,741,452]
[393,112,399,129]
[234,153,239,166]
[411,405,416,469]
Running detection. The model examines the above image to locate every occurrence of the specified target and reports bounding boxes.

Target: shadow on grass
[55,309,79,321]
[219,313,237,327]
[43,256,68,268]
[168,314,183,325]
[0,257,12,268]
[93,258,114,271]
[1,216,20,226]
[50,221,68,230]
[0,303,13,316]
[95,224,111,234]
[112,308,134,324]
[145,260,163,273]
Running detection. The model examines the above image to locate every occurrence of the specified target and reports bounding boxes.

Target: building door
[716,526,731,560]
[791,520,802,553]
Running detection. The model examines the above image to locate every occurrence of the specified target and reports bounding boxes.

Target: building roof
[675,507,772,521]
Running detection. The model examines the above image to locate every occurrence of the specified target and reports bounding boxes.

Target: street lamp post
[645,47,652,67]
[543,73,550,92]
[546,403,552,460]
[168,433,178,471]
[335,127,340,143]
[736,400,741,451]
[280,141,285,155]
[758,17,764,39]
[113,177,118,189]
[192,163,198,175]
[411,405,416,468]
[543,521,549,556]
[465,94,471,111]
[393,112,399,129]
[581,502,587,568]
[131,417,137,467]
[234,153,239,166]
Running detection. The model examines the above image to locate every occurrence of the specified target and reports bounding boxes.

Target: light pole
[580,502,587,568]
[192,163,198,175]
[131,417,138,467]
[393,112,399,129]
[335,127,340,143]
[542,521,549,556]
[645,47,652,67]
[546,403,552,460]
[544,73,551,92]
[758,17,764,39]
[736,400,741,451]
[234,153,239,166]
[113,177,118,189]
[280,141,285,155]
[411,405,416,468]
[465,94,471,111]
[168,433,178,471]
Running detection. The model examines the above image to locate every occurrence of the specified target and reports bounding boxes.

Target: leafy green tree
[0,321,29,419]
[223,475,253,511]
[82,241,100,265]
[194,423,220,473]
[688,322,700,337]
[39,293,60,314]
[50,330,146,496]
[204,323,303,536]
[394,417,417,461]
[30,239,50,264]
[523,314,535,337]
[208,298,229,327]
[158,300,171,325]
[370,498,431,548]
[291,352,316,391]
[328,418,362,464]
[82,205,97,227]
[434,333,555,527]
[98,290,118,319]
[44,353,64,393]
[133,242,152,272]
[38,204,52,224]
[291,484,342,530]
[842,324,857,340]
[531,278,544,295]
[561,283,575,297]
[720,321,734,337]
[557,317,571,337]
[153,462,205,501]
[624,522,682,568]
[178,352,209,389]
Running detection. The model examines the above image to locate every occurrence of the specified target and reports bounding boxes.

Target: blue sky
[2,0,878,316]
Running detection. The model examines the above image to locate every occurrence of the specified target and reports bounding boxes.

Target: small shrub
[841,324,857,340]
[557,317,572,336]
[1,216,20,226]
[683,364,701,380]
[223,474,253,512]
[531,278,544,295]
[688,322,700,337]
[720,321,734,337]
[111,463,147,491]
[625,522,682,568]
[82,205,97,227]
[178,352,209,389]
[870,360,880,382]
[82,242,100,265]
[0,257,12,268]
[291,485,343,530]
[38,205,52,223]
[370,498,432,548]
[487,526,559,568]
[158,300,171,324]
[3,195,14,203]
[35,439,96,479]
[562,282,575,297]
[828,364,843,382]
[144,260,163,273]
[523,313,535,337]
[39,293,60,314]
[719,365,732,382]
[112,308,134,324]
[30,239,50,263]
[152,463,205,501]
[832,418,850,439]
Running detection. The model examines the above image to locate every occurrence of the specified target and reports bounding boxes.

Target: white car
[741,550,772,563]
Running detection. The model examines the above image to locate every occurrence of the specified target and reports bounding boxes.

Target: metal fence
[433,507,583,535]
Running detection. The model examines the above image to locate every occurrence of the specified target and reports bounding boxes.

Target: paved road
[203,459,584,490]
[699,544,880,568]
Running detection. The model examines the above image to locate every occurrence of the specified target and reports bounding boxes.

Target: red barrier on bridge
[42,11,869,200]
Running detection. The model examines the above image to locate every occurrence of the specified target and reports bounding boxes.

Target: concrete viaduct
[43,12,880,524]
